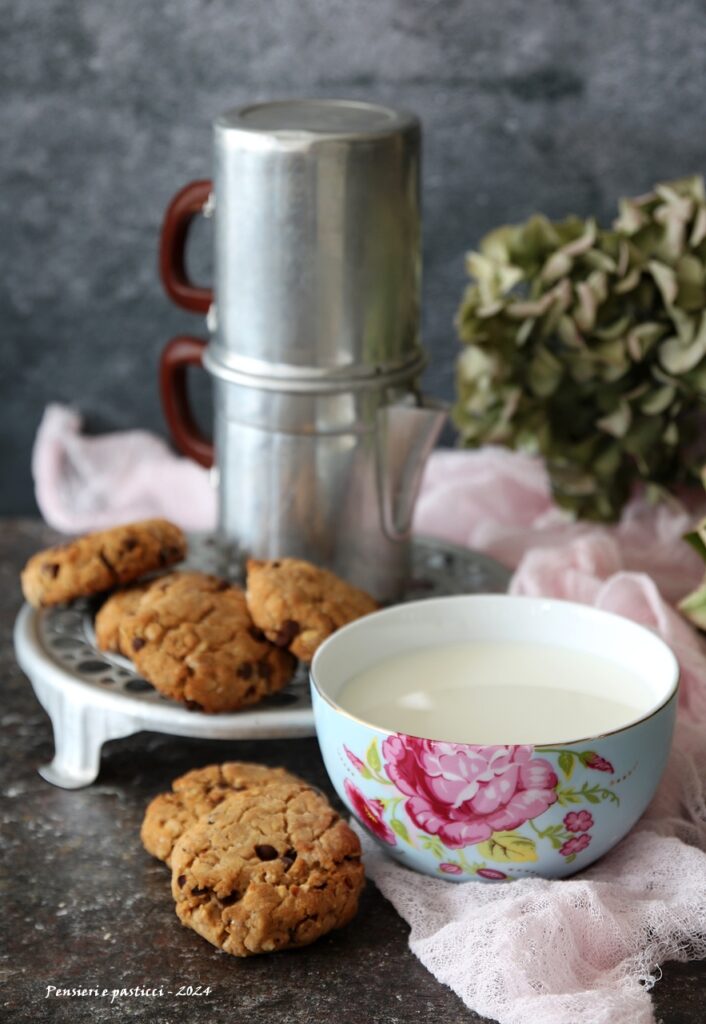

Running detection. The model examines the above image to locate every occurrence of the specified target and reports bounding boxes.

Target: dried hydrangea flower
[454,176,706,520]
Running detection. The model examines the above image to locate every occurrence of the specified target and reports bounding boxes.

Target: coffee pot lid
[216,98,416,138]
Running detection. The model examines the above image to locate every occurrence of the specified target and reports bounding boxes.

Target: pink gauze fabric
[32,408,706,1023]
[413,446,705,605]
[32,404,216,533]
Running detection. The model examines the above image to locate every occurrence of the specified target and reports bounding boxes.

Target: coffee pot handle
[159,336,214,467]
[159,180,214,314]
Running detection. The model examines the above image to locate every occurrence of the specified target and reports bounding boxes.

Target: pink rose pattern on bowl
[342,735,622,878]
[383,738,558,847]
[343,778,396,845]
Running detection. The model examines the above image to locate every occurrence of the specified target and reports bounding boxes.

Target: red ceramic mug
[159,180,215,468]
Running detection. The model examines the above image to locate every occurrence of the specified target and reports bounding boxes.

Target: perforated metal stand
[14,537,510,788]
[14,603,316,789]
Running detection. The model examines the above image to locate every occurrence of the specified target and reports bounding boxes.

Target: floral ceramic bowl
[310,595,679,881]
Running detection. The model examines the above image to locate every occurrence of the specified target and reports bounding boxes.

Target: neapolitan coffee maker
[159,99,446,602]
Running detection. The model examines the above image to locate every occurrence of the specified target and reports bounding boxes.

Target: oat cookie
[94,582,153,655]
[141,761,305,865]
[20,519,186,608]
[171,783,365,956]
[245,558,378,662]
[114,571,223,669]
[128,571,295,713]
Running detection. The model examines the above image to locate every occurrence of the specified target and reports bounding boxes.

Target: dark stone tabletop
[2,520,704,1024]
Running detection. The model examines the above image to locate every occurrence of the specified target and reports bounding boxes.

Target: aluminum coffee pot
[159,99,446,601]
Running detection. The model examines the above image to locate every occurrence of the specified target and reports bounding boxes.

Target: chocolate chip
[248,625,266,643]
[98,551,116,576]
[281,849,297,870]
[272,561,281,569]
[184,699,203,711]
[220,890,240,906]
[131,637,145,652]
[177,875,186,887]
[158,545,181,566]
[274,619,300,647]
[236,662,253,680]
[244,685,256,698]
[42,563,60,578]
[256,658,273,681]
[216,580,229,591]
[255,844,278,861]
[123,538,138,552]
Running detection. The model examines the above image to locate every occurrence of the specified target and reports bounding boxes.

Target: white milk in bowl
[336,641,652,745]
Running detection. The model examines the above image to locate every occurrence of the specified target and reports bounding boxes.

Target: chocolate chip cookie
[245,558,378,662]
[141,761,305,865]
[171,783,365,956]
[128,571,295,713]
[20,519,186,608]
[94,582,153,655]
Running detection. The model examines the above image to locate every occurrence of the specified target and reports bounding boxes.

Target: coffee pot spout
[377,398,447,541]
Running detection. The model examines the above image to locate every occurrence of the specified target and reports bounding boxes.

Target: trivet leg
[30,676,136,789]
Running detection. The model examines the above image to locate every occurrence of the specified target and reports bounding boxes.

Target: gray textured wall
[2,0,705,514]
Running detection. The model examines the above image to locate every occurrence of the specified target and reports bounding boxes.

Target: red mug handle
[159,180,214,314]
[159,336,214,468]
